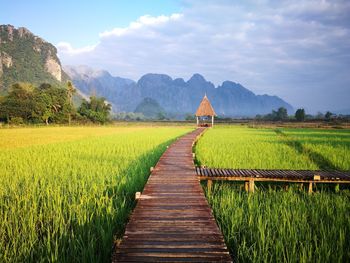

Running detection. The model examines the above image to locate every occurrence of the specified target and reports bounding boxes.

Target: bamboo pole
[308,182,313,194]
[244,181,249,192]
[249,180,255,193]
[207,179,212,194]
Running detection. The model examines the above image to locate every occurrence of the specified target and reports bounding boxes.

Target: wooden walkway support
[196,167,350,193]
[112,128,232,262]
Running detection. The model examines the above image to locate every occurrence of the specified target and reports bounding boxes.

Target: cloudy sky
[2,0,350,113]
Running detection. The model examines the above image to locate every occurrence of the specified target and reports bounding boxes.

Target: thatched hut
[195,94,216,127]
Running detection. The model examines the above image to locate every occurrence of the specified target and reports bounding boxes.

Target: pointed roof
[195,94,216,116]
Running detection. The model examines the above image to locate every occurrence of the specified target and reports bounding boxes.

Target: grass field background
[1,125,349,262]
[195,126,350,262]
[195,126,350,170]
[0,126,192,262]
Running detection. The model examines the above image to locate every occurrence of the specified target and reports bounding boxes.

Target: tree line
[0,82,111,125]
[255,107,348,122]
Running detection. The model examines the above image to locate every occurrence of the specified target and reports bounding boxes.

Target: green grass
[281,128,350,170]
[0,126,192,262]
[196,126,350,170]
[205,183,350,263]
[195,125,350,262]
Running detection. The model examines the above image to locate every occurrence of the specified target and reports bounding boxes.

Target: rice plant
[205,183,350,263]
[196,125,350,262]
[0,126,191,262]
[195,126,350,170]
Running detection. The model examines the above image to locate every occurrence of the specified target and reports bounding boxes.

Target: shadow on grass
[275,129,340,171]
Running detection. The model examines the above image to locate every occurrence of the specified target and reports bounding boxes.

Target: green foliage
[114,112,146,121]
[0,26,65,91]
[10,116,24,125]
[196,127,317,170]
[134,97,166,119]
[205,183,350,263]
[257,107,289,121]
[196,126,350,170]
[185,113,195,121]
[0,83,35,121]
[196,126,350,262]
[78,96,111,124]
[0,126,191,262]
[325,111,333,121]
[295,108,305,121]
[0,82,75,124]
[274,107,288,120]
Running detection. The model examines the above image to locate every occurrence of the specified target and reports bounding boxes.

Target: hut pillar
[211,116,214,127]
[196,116,199,126]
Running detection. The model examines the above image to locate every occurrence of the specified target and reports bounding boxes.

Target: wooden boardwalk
[196,167,350,183]
[197,167,350,193]
[112,128,232,262]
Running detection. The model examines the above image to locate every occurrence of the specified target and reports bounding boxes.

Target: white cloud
[99,13,183,38]
[57,0,350,112]
[57,42,97,55]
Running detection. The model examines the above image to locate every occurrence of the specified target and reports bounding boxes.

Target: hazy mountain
[63,65,134,97]
[0,25,293,117]
[0,24,69,91]
[134,97,165,118]
[67,66,293,117]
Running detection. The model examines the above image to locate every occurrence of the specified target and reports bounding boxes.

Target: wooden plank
[197,168,350,183]
[112,128,232,263]
[198,176,350,184]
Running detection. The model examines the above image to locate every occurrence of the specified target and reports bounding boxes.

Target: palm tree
[67,81,76,125]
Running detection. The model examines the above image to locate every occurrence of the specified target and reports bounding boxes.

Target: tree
[268,107,288,121]
[315,112,324,120]
[295,108,305,122]
[277,107,288,120]
[66,81,76,125]
[78,96,111,124]
[0,83,35,122]
[157,112,167,120]
[185,114,195,121]
[0,96,6,122]
[325,111,333,121]
[36,83,71,124]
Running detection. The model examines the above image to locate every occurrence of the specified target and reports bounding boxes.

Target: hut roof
[195,95,216,116]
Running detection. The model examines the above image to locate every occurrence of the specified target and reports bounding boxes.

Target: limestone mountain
[134,97,166,119]
[0,24,69,92]
[63,65,134,103]
[67,66,293,117]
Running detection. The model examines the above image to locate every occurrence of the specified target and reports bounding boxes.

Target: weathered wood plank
[197,167,350,183]
[112,128,232,262]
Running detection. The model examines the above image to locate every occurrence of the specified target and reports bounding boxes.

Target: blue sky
[1,0,181,47]
[1,0,350,113]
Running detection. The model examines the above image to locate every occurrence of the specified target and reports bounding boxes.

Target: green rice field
[0,126,191,262]
[195,126,350,262]
[196,126,350,170]
[1,125,349,262]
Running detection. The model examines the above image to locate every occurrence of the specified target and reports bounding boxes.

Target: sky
[1,0,350,113]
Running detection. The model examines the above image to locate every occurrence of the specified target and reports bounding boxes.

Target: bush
[10,117,24,125]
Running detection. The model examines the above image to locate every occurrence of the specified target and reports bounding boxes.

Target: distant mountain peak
[137,73,173,86]
[68,67,294,118]
[173,78,186,86]
[188,73,206,83]
[220,80,255,96]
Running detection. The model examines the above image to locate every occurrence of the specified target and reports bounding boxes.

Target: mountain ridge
[0,24,294,118]
[66,66,293,117]
[0,24,69,90]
